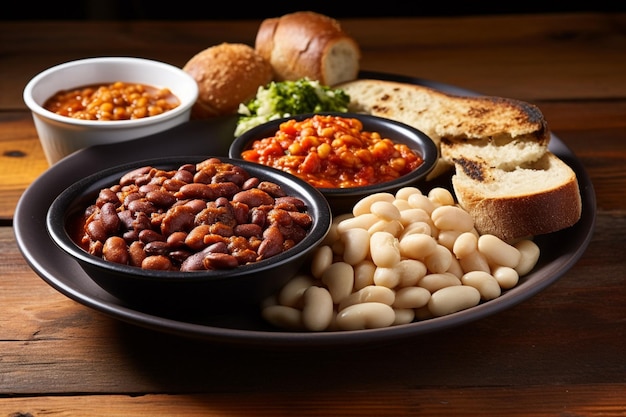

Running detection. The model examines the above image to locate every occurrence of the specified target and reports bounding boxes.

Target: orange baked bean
[43,81,180,121]
[240,115,424,188]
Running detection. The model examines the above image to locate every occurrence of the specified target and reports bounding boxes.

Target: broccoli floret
[234,78,350,136]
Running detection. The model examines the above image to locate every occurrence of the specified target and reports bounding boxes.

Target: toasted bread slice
[451,152,582,241]
[337,78,551,179]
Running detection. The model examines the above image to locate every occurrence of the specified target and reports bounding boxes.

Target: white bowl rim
[23,56,198,128]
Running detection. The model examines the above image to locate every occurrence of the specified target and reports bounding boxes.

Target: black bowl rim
[46,155,332,283]
[228,111,439,196]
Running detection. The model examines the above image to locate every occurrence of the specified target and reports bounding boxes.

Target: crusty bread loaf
[255,11,361,86]
[183,43,273,118]
[451,152,582,241]
[337,78,582,241]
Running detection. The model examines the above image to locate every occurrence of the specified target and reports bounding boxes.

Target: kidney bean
[127,199,156,215]
[258,225,284,259]
[96,188,120,207]
[278,196,307,210]
[203,252,239,269]
[175,183,216,200]
[119,166,151,186]
[146,189,177,207]
[128,240,146,267]
[138,229,164,243]
[102,236,129,265]
[160,205,196,236]
[144,240,169,256]
[141,255,173,271]
[242,177,260,190]
[233,188,274,207]
[257,181,287,197]
[233,223,263,238]
[86,219,108,242]
[166,231,187,248]
[173,167,194,183]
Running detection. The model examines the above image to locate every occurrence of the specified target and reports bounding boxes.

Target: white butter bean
[368,219,404,236]
[321,262,354,304]
[453,231,479,259]
[491,265,520,289]
[262,305,303,330]
[392,199,412,211]
[370,200,401,221]
[398,207,431,227]
[373,265,401,288]
[431,205,475,232]
[396,259,427,287]
[424,244,453,273]
[398,233,437,259]
[393,308,416,325]
[310,245,334,279]
[352,192,395,216]
[395,186,422,200]
[278,274,317,308]
[459,250,491,274]
[354,260,376,290]
[302,286,334,331]
[437,229,462,251]
[370,231,401,267]
[428,187,455,206]
[478,234,521,268]
[428,285,481,317]
[446,256,465,278]
[393,286,431,309]
[399,221,432,239]
[461,270,502,300]
[514,239,541,276]
[338,285,395,311]
[341,228,370,265]
[335,302,396,330]
[407,193,436,213]
[418,272,462,292]
[337,213,378,234]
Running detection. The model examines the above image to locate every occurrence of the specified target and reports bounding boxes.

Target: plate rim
[13,71,597,347]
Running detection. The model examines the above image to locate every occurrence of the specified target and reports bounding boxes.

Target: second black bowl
[229,112,439,215]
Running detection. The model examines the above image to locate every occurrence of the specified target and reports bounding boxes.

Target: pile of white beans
[261,186,540,331]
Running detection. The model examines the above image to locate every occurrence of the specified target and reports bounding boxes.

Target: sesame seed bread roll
[183,42,273,118]
[255,11,361,86]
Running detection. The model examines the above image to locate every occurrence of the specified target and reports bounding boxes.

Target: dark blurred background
[4,0,626,20]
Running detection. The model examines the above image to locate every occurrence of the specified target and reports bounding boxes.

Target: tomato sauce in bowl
[239,114,424,188]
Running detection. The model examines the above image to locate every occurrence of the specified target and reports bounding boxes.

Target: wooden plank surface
[1,13,625,416]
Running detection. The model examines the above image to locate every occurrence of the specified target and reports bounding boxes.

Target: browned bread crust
[452,152,582,241]
[255,11,361,86]
[183,43,273,118]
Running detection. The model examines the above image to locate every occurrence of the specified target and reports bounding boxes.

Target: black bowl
[46,156,332,314]
[229,112,439,215]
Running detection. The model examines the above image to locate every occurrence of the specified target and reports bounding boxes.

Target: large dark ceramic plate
[14,72,596,348]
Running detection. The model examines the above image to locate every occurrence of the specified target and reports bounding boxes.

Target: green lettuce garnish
[234,78,350,136]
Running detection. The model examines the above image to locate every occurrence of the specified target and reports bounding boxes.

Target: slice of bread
[337,78,582,241]
[451,151,582,241]
[255,11,361,86]
[337,78,551,178]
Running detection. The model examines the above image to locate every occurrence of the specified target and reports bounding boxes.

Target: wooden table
[1,13,625,415]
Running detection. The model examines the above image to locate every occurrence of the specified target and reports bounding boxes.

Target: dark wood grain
[0,13,625,416]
